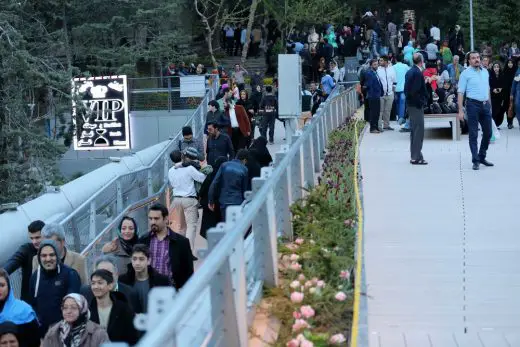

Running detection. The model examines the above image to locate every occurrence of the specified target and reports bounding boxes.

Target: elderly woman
[42,293,108,347]
[102,216,139,272]
[0,269,40,347]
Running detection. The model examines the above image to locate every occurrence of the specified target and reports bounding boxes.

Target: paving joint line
[458,152,468,334]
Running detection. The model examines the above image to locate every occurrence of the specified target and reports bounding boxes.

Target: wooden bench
[424,113,461,141]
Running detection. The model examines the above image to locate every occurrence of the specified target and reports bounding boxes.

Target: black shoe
[508,124,514,129]
[480,159,494,167]
[472,162,480,170]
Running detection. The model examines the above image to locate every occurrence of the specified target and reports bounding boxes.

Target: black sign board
[72,75,130,150]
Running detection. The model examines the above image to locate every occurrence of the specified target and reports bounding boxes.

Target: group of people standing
[1,204,196,346]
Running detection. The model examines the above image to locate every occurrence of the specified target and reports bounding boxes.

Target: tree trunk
[206,31,218,68]
[240,0,260,65]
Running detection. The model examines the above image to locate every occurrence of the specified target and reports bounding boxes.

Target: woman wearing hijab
[236,89,256,146]
[0,269,39,347]
[0,321,22,347]
[199,156,228,239]
[503,59,517,129]
[249,136,273,168]
[101,216,139,273]
[489,62,505,127]
[42,293,108,347]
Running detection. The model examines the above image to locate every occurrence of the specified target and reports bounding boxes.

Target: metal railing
[129,85,360,346]
[55,76,218,275]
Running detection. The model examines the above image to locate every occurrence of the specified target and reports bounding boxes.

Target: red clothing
[423,67,438,91]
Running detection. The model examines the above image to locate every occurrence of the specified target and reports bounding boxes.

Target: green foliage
[265,119,363,346]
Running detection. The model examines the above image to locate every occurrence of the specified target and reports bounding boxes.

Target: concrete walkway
[360,119,520,346]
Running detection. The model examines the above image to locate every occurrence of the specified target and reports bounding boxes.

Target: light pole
[469,0,474,51]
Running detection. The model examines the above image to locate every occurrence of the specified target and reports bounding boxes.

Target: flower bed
[263,118,363,347]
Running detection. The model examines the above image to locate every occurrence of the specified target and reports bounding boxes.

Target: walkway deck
[360,120,520,346]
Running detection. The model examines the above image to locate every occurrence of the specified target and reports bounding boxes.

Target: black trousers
[368,98,381,131]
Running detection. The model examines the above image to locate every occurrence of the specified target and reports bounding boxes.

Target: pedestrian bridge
[3,73,520,346]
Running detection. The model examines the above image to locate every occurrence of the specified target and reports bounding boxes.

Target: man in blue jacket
[208,149,249,221]
[29,239,81,337]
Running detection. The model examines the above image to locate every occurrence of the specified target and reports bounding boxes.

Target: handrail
[134,84,358,346]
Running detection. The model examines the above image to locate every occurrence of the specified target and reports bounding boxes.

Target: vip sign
[72,75,130,150]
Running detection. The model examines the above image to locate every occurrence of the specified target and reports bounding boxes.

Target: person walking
[404,53,429,165]
[457,51,494,171]
[377,55,396,130]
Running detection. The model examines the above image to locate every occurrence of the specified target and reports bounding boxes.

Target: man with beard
[365,58,384,133]
[28,239,81,337]
[139,203,194,289]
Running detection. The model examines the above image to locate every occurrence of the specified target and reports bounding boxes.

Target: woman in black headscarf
[101,216,139,272]
[489,62,505,127]
[502,59,517,128]
[199,157,228,239]
[249,136,273,168]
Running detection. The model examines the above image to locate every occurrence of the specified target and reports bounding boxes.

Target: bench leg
[456,119,461,141]
[451,119,456,141]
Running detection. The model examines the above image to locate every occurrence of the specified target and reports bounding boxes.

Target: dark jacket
[365,69,384,99]
[249,137,272,168]
[259,94,278,119]
[80,281,143,314]
[138,229,194,289]
[119,264,171,288]
[206,132,234,167]
[89,292,139,346]
[4,243,37,302]
[205,110,229,134]
[404,65,429,108]
[208,159,248,206]
[29,264,81,337]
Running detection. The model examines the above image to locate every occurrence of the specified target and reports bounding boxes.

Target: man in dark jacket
[404,53,429,165]
[139,204,194,290]
[4,220,44,302]
[80,254,142,313]
[29,239,81,336]
[365,59,384,133]
[208,149,249,221]
[206,122,234,167]
[119,244,170,312]
[176,126,205,161]
[259,86,278,144]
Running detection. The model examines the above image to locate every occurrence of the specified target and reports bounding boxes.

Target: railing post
[312,124,321,173]
[147,170,153,196]
[89,201,96,242]
[207,218,248,347]
[116,180,123,214]
[301,128,314,189]
[251,168,279,287]
[290,132,303,203]
[167,78,172,113]
[274,147,293,239]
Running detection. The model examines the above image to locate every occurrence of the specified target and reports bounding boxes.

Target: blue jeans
[395,92,406,120]
[466,99,492,164]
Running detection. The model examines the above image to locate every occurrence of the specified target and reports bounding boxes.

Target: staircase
[217,55,267,74]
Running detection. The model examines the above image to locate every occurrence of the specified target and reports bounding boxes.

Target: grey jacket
[42,321,109,347]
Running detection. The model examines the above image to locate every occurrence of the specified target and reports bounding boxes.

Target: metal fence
[126,85,359,347]
[128,75,214,111]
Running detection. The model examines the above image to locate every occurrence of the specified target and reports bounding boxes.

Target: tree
[240,0,261,65]
[194,0,250,67]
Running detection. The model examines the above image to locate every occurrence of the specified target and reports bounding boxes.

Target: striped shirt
[149,233,171,281]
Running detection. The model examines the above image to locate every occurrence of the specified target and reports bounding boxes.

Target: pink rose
[291,319,310,332]
[300,340,314,347]
[286,243,299,250]
[329,333,347,344]
[304,280,313,288]
[340,270,350,280]
[300,305,315,319]
[290,262,302,271]
[290,280,301,289]
[298,274,306,281]
[290,291,304,303]
[311,277,319,285]
[295,238,304,245]
[286,339,300,347]
[290,254,300,261]
[335,291,347,301]
[316,280,325,288]
[292,311,302,319]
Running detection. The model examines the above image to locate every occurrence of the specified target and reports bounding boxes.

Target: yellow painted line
[350,119,364,347]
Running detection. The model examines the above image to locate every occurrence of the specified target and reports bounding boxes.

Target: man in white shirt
[430,24,441,42]
[168,149,207,250]
[377,55,397,130]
